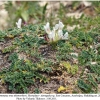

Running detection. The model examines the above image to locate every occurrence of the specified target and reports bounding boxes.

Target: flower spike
[16,18,22,29]
[44,21,68,42]
[44,22,51,34]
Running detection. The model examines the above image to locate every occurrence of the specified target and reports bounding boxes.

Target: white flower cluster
[16,18,22,29]
[44,21,68,42]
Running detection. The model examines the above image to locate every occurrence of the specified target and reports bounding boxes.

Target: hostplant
[0,53,48,93]
[44,21,68,49]
[44,21,68,42]
[0,31,7,41]
[77,74,98,93]
[56,41,73,61]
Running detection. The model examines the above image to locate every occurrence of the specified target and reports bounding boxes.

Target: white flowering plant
[16,18,22,29]
[44,21,68,43]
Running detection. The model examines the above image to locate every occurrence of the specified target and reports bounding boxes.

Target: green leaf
[34,88,40,94]
[21,10,29,22]
[9,85,14,91]
[78,79,93,93]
